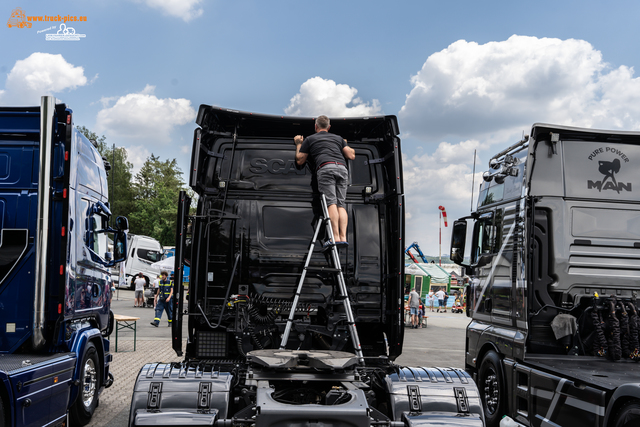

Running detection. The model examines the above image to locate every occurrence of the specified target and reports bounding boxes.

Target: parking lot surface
[88,291,470,426]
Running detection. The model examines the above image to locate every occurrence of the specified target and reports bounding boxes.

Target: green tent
[404,262,451,298]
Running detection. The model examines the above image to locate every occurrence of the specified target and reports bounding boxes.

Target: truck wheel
[70,342,100,426]
[478,351,506,427]
[0,395,5,427]
[612,400,640,427]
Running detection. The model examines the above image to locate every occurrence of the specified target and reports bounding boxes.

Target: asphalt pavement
[87,290,471,426]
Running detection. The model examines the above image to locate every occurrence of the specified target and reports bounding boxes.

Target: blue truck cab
[0,96,128,426]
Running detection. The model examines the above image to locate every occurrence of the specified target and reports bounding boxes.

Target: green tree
[129,154,186,246]
[76,126,134,225]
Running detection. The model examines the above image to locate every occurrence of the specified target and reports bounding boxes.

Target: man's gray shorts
[317,164,348,208]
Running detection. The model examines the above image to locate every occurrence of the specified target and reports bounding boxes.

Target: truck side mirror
[113,231,127,263]
[116,216,129,231]
[450,221,468,265]
[85,202,128,267]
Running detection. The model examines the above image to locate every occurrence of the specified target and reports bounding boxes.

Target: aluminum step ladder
[279,194,364,363]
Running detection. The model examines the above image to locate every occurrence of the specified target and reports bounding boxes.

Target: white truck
[113,234,163,290]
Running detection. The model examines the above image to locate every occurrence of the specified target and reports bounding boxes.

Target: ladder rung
[305,266,341,273]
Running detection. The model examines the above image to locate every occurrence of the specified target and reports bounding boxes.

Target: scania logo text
[249,158,306,175]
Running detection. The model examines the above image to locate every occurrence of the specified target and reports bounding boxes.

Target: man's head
[161,271,168,279]
[314,115,330,133]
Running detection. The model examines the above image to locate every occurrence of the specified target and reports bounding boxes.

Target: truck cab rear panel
[130,106,485,427]
[186,107,405,361]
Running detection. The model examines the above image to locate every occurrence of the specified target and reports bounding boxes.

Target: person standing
[407,287,421,329]
[435,287,446,313]
[152,274,160,308]
[294,115,355,246]
[133,273,146,308]
[428,290,435,312]
[150,271,173,327]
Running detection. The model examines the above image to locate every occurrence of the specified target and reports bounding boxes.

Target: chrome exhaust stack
[32,96,55,350]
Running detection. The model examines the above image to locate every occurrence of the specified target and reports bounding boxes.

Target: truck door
[75,198,108,314]
[471,208,513,326]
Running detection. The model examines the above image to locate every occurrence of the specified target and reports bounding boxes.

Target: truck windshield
[137,249,162,263]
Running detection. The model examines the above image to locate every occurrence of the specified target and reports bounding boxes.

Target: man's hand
[294,135,304,146]
[166,297,171,303]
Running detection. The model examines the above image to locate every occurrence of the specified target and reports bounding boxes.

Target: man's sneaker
[150,322,158,327]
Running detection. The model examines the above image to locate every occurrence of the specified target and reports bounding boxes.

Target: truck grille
[569,243,640,279]
[196,331,227,358]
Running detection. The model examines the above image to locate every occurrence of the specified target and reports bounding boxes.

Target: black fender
[603,383,640,427]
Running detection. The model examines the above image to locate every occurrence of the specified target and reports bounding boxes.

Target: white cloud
[399,35,640,257]
[95,85,196,143]
[285,77,382,117]
[134,0,203,22]
[402,142,483,259]
[0,53,87,105]
[125,145,152,175]
[399,35,640,141]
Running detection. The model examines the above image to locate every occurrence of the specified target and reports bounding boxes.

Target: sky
[4,0,640,257]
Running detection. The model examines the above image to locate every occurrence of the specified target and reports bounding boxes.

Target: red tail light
[61,226,65,236]
[58,304,62,314]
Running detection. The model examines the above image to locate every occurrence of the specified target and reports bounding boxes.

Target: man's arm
[342,140,355,160]
[294,135,308,166]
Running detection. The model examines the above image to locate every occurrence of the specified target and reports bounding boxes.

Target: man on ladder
[287,116,364,363]
[294,115,355,246]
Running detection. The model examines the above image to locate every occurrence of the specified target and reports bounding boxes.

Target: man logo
[587,158,632,193]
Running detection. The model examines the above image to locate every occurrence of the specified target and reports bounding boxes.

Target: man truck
[128,106,485,426]
[0,97,128,426]
[450,124,640,427]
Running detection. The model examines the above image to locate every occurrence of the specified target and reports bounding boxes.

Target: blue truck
[0,96,128,426]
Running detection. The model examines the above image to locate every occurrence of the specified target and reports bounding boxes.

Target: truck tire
[70,342,100,426]
[0,395,5,427]
[478,350,506,427]
[612,400,640,427]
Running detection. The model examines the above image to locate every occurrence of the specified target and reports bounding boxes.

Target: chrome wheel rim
[483,369,499,415]
[81,358,97,409]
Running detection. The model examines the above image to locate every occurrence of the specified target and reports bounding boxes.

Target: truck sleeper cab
[451,124,640,427]
[129,106,485,426]
[0,97,128,426]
